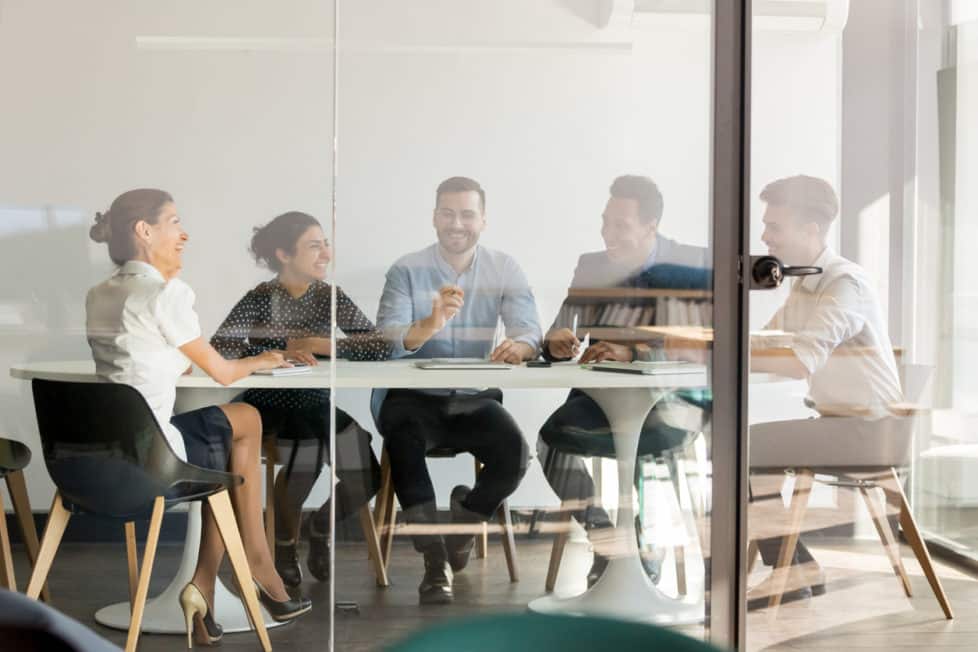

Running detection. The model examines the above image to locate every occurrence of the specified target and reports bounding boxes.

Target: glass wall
[331,0,720,649]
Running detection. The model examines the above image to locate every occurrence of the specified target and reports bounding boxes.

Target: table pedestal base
[528,553,704,625]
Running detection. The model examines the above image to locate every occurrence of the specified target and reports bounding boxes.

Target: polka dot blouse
[211,280,392,409]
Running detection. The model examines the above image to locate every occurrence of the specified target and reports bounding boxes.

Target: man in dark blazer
[539,174,709,587]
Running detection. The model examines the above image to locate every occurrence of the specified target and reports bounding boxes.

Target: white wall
[0,1,842,511]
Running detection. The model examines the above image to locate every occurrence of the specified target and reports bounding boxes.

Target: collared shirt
[378,243,542,359]
[765,247,902,418]
[85,260,201,460]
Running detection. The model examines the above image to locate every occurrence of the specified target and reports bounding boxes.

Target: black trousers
[256,404,381,538]
[378,389,529,551]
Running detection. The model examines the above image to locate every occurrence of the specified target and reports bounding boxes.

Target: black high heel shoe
[253,579,312,622]
[179,583,223,648]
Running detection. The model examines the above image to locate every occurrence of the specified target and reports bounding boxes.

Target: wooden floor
[4,536,978,651]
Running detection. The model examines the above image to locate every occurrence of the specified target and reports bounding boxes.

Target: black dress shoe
[307,530,330,583]
[586,553,610,589]
[418,547,454,605]
[275,541,302,589]
[253,580,313,622]
[445,485,477,573]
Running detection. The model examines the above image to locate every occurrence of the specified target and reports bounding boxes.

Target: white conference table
[12,359,709,629]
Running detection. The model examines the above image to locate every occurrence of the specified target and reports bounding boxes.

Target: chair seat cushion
[750,415,913,469]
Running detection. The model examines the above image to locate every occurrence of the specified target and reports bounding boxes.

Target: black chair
[25,379,271,652]
[543,388,711,594]
[373,446,520,583]
[0,437,47,600]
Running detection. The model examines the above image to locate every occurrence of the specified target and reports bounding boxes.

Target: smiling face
[433,190,486,256]
[276,225,331,282]
[142,201,187,278]
[600,196,656,266]
[761,203,820,265]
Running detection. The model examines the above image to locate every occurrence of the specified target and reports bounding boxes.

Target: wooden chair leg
[475,459,488,560]
[263,438,277,561]
[124,497,164,652]
[767,469,814,613]
[26,492,71,600]
[376,451,396,569]
[6,471,50,602]
[124,521,139,608]
[858,483,912,597]
[497,500,519,582]
[674,545,687,596]
[208,490,272,652]
[360,505,390,587]
[881,468,953,619]
[545,503,574,592]
[0,489,16,591]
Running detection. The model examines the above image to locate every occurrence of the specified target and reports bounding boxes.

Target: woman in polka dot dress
[212,211,391,588]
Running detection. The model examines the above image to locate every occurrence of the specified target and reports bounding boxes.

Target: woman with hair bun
[212,211,389,588]
[86,189,311,648]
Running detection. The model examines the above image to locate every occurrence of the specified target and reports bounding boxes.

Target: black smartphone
[526,360,551,368]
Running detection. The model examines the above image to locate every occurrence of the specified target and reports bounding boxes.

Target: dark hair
[609,175,664,225]
[435,176,485,211]
[250,211,322,272]
[89,189,174,266]
[760,175,839,228]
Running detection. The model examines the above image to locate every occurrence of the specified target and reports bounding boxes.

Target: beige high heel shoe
[179,582,224,648]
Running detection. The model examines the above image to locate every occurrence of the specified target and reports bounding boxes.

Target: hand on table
[546,328,581,360]
[579,341,633,364]
[490,339,531,364]
[285,338,326,363]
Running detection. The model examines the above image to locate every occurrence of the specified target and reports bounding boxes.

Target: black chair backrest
[30,379,236,519]
[0,437,31,477]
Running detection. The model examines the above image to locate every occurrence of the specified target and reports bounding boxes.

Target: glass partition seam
[329,2,340,651]
[710,0,751,648]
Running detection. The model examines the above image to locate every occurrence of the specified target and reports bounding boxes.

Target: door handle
[749,255,822,290]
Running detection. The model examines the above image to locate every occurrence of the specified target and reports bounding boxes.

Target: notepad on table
[253,364,313,376]
[586,361,703,375]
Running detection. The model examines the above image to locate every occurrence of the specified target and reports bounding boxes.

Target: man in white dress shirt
[748,175,903,607]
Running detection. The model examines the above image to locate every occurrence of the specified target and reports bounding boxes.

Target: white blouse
[86,260,202,460]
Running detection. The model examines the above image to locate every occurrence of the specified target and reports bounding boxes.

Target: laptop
[587,361,704,375]
[414,358,513,371]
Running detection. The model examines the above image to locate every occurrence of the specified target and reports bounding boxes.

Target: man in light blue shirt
[375,176,542,605]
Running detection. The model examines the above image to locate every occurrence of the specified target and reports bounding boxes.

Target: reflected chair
[386,612,727,652]
[25,379,271,652]
[261,435,389,587]
[373,445,519,583]
[0,437,48,600]
[748,365,953,618]
[0,587,121,652]
[542,388,711,594]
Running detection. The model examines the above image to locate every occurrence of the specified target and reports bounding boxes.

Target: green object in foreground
[385,612,728,652]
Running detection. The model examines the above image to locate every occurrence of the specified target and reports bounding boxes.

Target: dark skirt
[171,406,233,471]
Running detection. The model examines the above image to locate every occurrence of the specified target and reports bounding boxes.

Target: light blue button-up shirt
[377,243,542,359]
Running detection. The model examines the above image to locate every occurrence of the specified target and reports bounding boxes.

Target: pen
[572,313,579,338]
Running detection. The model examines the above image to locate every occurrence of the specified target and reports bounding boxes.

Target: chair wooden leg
[767,469,814,613]
[263,438,277,561]
[376,451,396,569]
[858,483,912,597]
[545,503,573,593]
[497,500,519,582]
[124,497,164,652]
[6,471,50,602]
[674,545,687,596]
[475,459,488,560]
[208,490,272,652]
[881,468,953,619]
[360,505,389,587]
[0,489,16,591]
[26,492,71,600]
[124,521,139,608]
